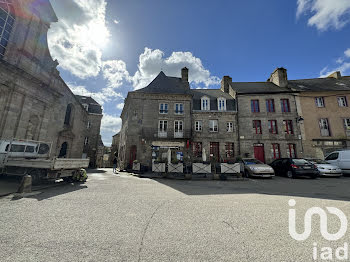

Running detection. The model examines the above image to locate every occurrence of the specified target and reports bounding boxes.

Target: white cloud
[131,48,220,90]
[48,0,110,79]
[101,114,122,133]
[68,83,123,105]
[116,103,124,110]
[345,48,350,58]
[102,60,131,88]
[297,0,350,31]
[113,19,119,24]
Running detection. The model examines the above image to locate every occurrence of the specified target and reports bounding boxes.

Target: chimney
[221,76,232,93]
[181,67,188,82]
[268,68,288,87]
[327,71,341,79]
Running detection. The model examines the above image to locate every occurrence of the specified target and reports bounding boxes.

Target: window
[226,122,233,132]
[266,99,275,112]
[159,103,168,114]
[218,98,226,111]
[319,118,330,137]
[253,120,262,134]
[158,120,168,138]
[337,96,348,107]
[174,120,183,138]
[193,142,202,158]
[271,144,281,159]
[84,137,89,146]
[344,119,350,131]
[315,97,325,107]
[25,146,35,153]
[325,152,339,161]
[195,121,202,132]
[64,104,73,126]
[87,121,91,129]
[209,120,218,132]
[283,120,294,134]
[175,103,184,114]
[0,0,15,59]
[82,103,89,111]
[281,99,290,112]
[10,144,25,152]
[225,143,234,158]
[287,144,296,158]
[251,100,260,113]
[268,120,278,134]
[201,97,210,110]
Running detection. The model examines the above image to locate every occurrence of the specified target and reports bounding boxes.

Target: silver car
[307,159,342,177]
[242,158,275,178]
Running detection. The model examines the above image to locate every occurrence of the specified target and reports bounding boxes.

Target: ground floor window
[225,143,234,159]
[271,143,281,159]
[287,144,296,158]
[192,142,202,158]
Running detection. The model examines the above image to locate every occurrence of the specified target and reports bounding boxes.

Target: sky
[47,0,350,146]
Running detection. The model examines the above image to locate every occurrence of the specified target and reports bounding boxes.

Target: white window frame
[195,121,202,132]
[174,103,184,115]
[82,103,89,111]
[319,118,330,137]
[337,97,348,107]
[87,121,91,129]
[226,122,233,132]
[344,118,350,130]
[158,120,168,138]
[217,97,226,111]
[315,97,325,108]
[209,120,218,132]
[159,103,168,114]
[201,96,210,111]
[84,137,89,146]
[174,120,183,138]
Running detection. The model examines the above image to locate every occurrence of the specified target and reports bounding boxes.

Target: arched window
[25,115,39,140]
[201,96,210,111]
[0,0,15,59]
[217,97,226,111]
[64,104,73,126]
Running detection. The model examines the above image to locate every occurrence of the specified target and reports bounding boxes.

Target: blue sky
[47,0,350,145]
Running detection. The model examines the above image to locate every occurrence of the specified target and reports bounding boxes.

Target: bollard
[17,175,32,193]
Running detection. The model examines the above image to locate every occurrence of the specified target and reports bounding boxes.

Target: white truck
[0,139,89,184]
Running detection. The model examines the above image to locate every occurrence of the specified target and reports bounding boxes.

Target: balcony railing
[174,132,184,138]
[158,131,167,138]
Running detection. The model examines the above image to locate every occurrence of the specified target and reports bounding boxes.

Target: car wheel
[244,169,249,178]
[287,171,294,179]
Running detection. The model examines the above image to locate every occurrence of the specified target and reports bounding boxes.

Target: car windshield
[312,159,328,164]
[243,159,263,165]
[292,159,311,165]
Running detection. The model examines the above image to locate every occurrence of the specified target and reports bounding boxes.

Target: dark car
[270,158,319,179]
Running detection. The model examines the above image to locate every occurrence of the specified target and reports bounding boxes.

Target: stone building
[75,96,103,167]
[118,68,238,170]
[290,72,350,158]
[0,0,93,159]
[223,68,303,164]
[109,132,120,165]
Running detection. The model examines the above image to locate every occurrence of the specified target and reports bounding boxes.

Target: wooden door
[129,145,137,166]
[210,142,220,161]
[254,144,265,163]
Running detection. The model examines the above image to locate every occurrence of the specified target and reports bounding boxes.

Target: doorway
[129,145,137,167]
[254,144,265,163]
[58,142,68,158]
[210,142,220,161]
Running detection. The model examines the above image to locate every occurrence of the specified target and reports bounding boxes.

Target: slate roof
[75,95,103,114]
[288,77,350,92]
[134,71,191,94]
[230,82,292,94]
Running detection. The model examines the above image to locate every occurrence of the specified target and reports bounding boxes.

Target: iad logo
[288,199,348,241]
[288,199,349,261]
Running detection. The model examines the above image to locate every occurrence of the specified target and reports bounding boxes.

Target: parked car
[306,159,342,177]
[270,158,319,179]
[324,150,350,176]
[242,158,275,178]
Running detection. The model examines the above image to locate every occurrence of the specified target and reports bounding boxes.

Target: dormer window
[201,96,210,111]
[217,97,226,111]
[82,103,89,111]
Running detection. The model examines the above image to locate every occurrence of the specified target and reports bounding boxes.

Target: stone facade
[0,0,94,159]
[75,96,103,167]
[118,69,238,170]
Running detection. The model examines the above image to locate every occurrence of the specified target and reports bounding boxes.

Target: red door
[210,142,220,161]
[129,145,137,166]
[254,144,265,163]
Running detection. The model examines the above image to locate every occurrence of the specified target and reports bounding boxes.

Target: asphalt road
[1,170,350,262]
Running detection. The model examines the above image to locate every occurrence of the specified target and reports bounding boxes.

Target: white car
[307,159,342,177]
[325,150,350,175]
[242,158,275,178]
